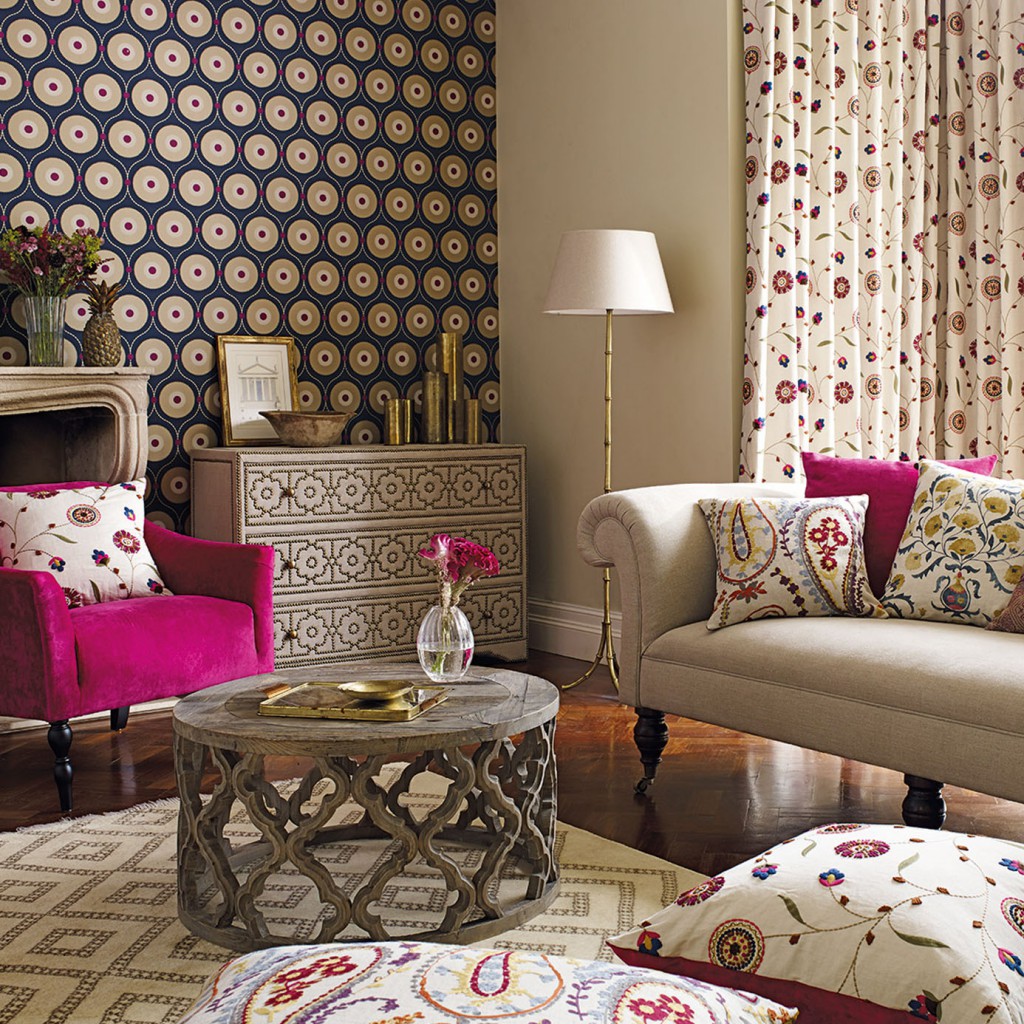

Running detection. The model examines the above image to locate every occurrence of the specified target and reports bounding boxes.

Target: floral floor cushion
[609,823,1024,1024]
[179,940,798,1023]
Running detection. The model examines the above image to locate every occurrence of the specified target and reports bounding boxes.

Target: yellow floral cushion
[882,460,1024,626]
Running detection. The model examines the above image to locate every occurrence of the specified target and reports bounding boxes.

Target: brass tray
[258,680,451,722]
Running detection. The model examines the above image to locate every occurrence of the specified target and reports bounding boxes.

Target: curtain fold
[741,0,1024,481]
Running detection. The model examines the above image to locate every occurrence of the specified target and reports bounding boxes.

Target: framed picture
[216,334,299,446]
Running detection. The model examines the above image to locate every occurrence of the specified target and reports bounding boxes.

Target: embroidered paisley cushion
[698,494,885,630]
[881,461,1024,626]
[179,940,798,1024]
[609,823,1024,1024]
[0,480,171,608]
[801,452,998,598]
[988,576,1024,633]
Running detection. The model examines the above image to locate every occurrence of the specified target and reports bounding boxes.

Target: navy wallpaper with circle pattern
[0,0,498,531]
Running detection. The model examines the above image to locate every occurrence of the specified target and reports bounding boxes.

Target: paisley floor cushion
[179,940,798,1023]
[609,823,1024,1024]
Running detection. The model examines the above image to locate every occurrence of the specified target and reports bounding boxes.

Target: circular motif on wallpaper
[423,266,452,300]
[160,467,191,506]
[475,85,496,118]
[176,0,212,36]
[309,340,341,375]
[222,90,258,127]
[242,134,279,172]
[182,423,218,458]
[243,51,278,88]
[287,300,321,335]
[443,231,470,263]
[201,381,222,418]
[420,38,449,74]
[364,68,396,105]
[199,129,236,166]
[34,157,75,197]
[442,306,470,334]
[155,210,192,247]
[7,19,48,59]
[152,39,191,76]
[179,253,216,291]
[109,32,146,72]
[347,340,380,376]
[309,180,341,216]
[296,380,323,407]
[0,154,25,193]
[347,262,379,297]
[198,44,235,82]
[367,302,398,337]
[176,84,214,123]
[130,0,167,30]
[285,138,319,175]
[178,169,215,207]
[130,80,170,118]
[350,419,380,445]
[159,381,198,420]
[263,13,297,49]
[476,233,498,265]
[82,73,121,112]
[266,176,300,212]
[202,297,239,334]
[157,296,196,333]
[289,218,322,254]
[146,425,174,462]
[245,298,282,333]
[403,0,431,32]
[475,159,497,191]
[439,4,466,36]
[463,343,487,375]
[83,162,124,202]
[32,67,69,106]
[18,200,60,232]
[365,0,394,25]
[307,260,340,296]
[386,341,416,376]
[440,80,468,115]
[223,172,259,210]
[369,380,398,412]
[285,57,318,93]
[135,337,174,374]
[454,194,483,228]
[478,380,499,414]
[267,257,300,294]
[134,252,171,290]
[306,101,340,137]
[421,191,450,225]
[325,63,358,99]
[476,306,498,340]
[381,112,412,148]
[200,213,237,249]
[403,226,433,261]
[154,125,192,163]
[402,150,433,185]
[386,265,415,299]
[57,25,98,64]
[458,45,485,78]
[244,216,280,252]
[405,303,435,338]
[107,119,146,160]
[224,256,259,294]
[306,19,339,56]
[402,74,432,108]
[441,154,469,187]
[0,336,26,368]
[8,110,50,151]
[327,300,359,336]
[65,294,90,330]
[221,6,256,44]
[82,0,119,23]
[330,380,360,414]
[344,104,377,140]
[366,224,397,259]
[326,142,358,177]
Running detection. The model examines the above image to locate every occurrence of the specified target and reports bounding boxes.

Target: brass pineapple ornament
[82,280,122,367]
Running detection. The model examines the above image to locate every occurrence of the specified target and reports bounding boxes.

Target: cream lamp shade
[542,229,674,316]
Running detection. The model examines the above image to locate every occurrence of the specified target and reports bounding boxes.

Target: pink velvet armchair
[0,508,274,812]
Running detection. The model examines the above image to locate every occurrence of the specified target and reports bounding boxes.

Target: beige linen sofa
[577,482,1024,829]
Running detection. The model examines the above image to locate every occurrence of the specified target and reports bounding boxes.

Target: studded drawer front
[274,585,524,666]
[272,522,524,595]
[244,460,521,527]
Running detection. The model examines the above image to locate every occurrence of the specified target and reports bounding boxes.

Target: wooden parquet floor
[1,651,1021,876]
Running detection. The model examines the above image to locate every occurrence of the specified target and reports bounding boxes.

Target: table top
[172,664,559,755]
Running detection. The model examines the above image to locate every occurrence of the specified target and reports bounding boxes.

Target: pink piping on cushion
[0,481,106,492]
[143,522,275,672]
[0,566,80,721]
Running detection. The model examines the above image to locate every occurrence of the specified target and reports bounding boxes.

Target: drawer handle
[282,558,296,570]
[282,485,295,498]
[285,628,298,640]
[481,611,493,621]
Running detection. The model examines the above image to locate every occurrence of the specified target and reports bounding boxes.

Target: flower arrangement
[0,225,102,297]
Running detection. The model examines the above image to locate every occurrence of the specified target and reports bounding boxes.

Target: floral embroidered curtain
[740,0,1024,482]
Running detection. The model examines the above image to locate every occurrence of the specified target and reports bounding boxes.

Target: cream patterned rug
[0,768,703,1024]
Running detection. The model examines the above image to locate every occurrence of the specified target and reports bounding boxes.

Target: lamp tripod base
[561,569,619,691]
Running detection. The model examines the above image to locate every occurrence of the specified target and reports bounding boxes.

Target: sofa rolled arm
[144,522,276,671]
[577,482,799,704]
[0,566,80,721]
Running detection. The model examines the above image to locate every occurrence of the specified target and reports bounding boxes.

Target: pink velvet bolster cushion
[801,452,998,596]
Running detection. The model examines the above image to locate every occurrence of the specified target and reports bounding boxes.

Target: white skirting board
[527,598,622,660]
[0,697,179,736]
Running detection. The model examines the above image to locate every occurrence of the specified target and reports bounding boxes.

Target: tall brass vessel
[439,332,464,442]
[422,370,447,444]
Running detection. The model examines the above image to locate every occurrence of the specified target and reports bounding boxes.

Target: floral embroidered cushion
[698,494,886,630]
[801,452,998,598]
[180,940,798,1024]
[0,481,171,608]
[609,823,1024,1024]
[881,460,1024,626]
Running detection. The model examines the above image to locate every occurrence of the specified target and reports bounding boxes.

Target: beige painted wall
[497,0,745,617]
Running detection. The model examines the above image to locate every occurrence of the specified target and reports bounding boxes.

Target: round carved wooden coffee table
[173,665,559,952]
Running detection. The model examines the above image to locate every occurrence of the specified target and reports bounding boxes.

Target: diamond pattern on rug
[0,767,704,1024]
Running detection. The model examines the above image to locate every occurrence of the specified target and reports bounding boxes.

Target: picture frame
[216,334,300,446]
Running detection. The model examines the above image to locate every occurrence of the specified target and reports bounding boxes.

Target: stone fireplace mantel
[0,367,150,485]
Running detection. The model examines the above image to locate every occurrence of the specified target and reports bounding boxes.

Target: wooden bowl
[338,679,416,702]
[259,410,353,447]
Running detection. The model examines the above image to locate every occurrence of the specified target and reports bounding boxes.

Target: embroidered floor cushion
[882,460,1024,626]
[609,823,1024,1024]
[0,480,170,608]
[698,494,885,629]
[801,452,997,597]
[179,940,798,1024]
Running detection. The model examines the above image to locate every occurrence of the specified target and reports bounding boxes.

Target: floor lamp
[543,229,674,691]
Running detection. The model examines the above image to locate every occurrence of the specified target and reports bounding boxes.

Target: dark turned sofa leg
[902,774,945,829]
[634,707,669,794]
[110,706,130,731]
[47,720,73,813]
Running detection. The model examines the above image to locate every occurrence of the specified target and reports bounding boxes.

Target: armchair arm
[0,567,79,721]
[144,522,275,671]
[577,482,799,705]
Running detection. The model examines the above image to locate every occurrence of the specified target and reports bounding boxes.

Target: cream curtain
[740,0,1024,481]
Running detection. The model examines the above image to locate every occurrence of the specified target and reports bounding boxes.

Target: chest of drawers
[190,444,527,667]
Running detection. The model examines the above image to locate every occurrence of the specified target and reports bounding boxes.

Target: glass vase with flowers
[0,225,102,366]
[417,533,500,682]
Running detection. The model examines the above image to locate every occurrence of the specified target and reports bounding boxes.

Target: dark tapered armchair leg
[110,706,130,731]
[634,707,669,794]
[47,720,73,813]
[902,774,945,829]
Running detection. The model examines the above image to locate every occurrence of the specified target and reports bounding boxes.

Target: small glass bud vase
[24,296,67,367]
[417,604,474,682]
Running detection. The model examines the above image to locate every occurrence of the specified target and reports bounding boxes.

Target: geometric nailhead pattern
[0,0,497,532]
